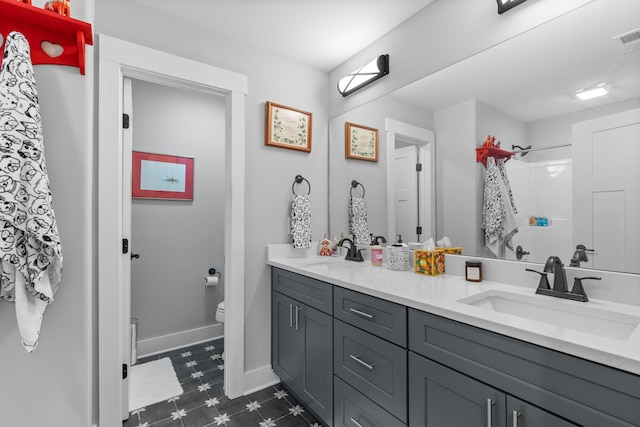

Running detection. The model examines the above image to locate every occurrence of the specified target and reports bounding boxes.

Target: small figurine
[44,0,70,17]
[319,235,333,256]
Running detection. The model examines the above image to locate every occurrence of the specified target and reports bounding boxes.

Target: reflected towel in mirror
[349,196,369,245]
[482,157,518,257]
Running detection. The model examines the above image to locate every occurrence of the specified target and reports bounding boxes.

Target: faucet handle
[526,268,550,291]
[570,276,601,302]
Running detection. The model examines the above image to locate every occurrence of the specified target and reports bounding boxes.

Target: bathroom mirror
[328,0,640,274]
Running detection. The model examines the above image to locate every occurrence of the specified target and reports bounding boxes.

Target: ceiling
[390,1,640,122]
[133,0,435,72]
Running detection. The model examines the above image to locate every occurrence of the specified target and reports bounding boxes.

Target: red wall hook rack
[476,146,515,166]
[0,0,93,75]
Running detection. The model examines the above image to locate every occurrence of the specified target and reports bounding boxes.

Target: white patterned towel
[291,194,311,249]
[481,157,518,257]
[0,32,63,352]
[349,197,369,245]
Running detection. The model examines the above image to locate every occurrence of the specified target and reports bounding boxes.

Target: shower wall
[131,80,226,355]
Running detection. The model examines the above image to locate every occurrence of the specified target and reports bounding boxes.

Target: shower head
[512,145,532,157]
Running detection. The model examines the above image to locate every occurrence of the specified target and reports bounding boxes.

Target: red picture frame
[132,151,194,200]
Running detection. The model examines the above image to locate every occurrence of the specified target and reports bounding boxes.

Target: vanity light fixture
[575,83,612,101]
[337,54,389,97]
[497,0,528,14]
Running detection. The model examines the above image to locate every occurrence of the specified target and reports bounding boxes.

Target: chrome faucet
[338,237,364,262]
[527,255,600,302]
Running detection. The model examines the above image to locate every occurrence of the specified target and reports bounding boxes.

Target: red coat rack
[0,0,93,75]
[476,146,515,166]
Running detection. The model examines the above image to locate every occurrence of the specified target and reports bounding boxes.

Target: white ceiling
[133,0,434,71]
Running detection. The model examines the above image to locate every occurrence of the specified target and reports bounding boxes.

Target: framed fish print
[132,151,194,200]
[345,122,379,162]
[265,101,313,152]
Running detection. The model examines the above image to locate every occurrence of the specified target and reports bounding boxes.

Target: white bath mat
[129,357,183,411]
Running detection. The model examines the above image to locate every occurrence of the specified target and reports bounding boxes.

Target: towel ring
[350,180,365,198]
[208,268,222,279]
[292,174,311,196]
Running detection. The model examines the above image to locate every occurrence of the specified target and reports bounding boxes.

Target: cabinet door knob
[486,398,495,426]
[289,304,293,328]
[512,410,520,427]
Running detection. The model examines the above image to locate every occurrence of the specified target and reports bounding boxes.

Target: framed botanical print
[345,122,379,162]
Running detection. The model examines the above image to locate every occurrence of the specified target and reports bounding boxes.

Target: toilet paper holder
[208,268,222,279]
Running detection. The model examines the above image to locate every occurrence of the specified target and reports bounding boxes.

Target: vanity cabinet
[271,269,333,426]
[408,309,640,427]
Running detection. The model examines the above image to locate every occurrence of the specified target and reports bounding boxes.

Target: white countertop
[267,248,640,376]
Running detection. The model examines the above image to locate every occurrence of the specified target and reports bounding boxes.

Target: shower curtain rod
[512,143,571,154]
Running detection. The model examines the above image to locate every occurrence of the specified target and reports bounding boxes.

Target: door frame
[385,118,435,243]
[98,35,247,426]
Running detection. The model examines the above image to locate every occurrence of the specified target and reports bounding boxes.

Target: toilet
[215,301,225,361]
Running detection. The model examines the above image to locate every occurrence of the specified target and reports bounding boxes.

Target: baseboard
[243,365,280,396]
[137,324,224,358]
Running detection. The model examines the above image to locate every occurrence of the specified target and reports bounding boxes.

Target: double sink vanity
[267,244,640,427]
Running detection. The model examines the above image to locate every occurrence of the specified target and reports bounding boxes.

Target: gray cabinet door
[334,377,405,427]
[409,352,507,427]
[272,290,334,427]
[507,396,577,427]
[299,303,334,426]
[272,291,299,388]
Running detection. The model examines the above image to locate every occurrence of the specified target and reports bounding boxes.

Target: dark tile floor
[123,338,322,427]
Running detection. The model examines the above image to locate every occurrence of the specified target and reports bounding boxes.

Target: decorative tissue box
[414,249,445,276]
[438,247,462,255]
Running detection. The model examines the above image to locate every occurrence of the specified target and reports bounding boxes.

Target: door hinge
[416,163,423,172]
[123,113,130,129]
[122,238,129,254]
[416,226,423,235]
[123,364,128,379]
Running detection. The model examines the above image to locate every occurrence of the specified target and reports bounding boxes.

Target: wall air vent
[615,28,640,52]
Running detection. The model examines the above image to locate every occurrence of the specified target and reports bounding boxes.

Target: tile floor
[123,338,323,427]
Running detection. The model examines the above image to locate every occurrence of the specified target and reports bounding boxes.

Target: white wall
[0,2,94,426]
[95,0,329,385]
[130,80,225,346]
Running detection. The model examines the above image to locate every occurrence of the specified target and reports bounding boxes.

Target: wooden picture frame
[345,122,379,162]
[132,151,194,200]
[265,101,312,152]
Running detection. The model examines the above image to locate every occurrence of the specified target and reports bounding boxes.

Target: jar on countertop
[465,261,483,282]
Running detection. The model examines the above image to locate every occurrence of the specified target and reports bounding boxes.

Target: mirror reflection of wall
[328,0,640,274]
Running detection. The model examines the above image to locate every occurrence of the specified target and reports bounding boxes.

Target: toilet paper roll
[204,276,219,287]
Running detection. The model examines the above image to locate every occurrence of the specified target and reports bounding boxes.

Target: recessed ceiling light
[575,83,612,101]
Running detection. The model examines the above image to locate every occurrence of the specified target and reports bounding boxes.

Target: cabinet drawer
[334,376,405,427]
[334,319,407,423]
[272,267,333,314]
[334,286,407,347]
[409,309,640,427]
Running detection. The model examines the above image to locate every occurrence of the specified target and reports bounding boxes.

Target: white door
[393,145,419,242]
[573,108,640,273]
[121,77,133,419]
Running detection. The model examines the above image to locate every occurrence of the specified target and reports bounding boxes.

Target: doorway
[385,118,435,244]
[98,35,247,427]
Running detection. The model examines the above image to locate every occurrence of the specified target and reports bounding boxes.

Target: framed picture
[132,151,194,200]
[265,101,312,152]
[345,122,379,162]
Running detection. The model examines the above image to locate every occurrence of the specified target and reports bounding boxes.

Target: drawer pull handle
[349,308,374,319]
[349,354,375,371]
[512,410,520,427]
[350,417,365,427]
[487,398,495,426]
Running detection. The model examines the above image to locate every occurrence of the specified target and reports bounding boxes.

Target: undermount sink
[302,258,363,271]
[458,290,640,341]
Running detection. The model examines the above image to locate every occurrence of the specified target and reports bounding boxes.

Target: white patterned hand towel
[349,197,370,245]
[291,194,311,249]
[0,32,63,352]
